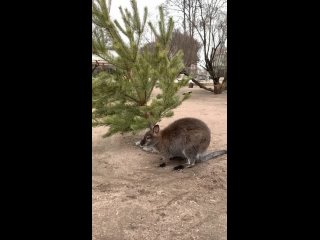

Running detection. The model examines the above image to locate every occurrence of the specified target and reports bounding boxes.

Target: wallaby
[139,117,227,170]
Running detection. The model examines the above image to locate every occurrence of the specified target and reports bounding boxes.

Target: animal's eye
[146,136,151,140]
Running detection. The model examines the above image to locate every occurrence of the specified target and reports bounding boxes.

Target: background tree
[191,0,227,93]
[169,30,202,70]
[164,0,227,94]
[92,0,189,137]
[141,29,202,71]
[164,0,198,37]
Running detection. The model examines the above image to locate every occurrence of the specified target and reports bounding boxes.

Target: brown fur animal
[139,118,227,170]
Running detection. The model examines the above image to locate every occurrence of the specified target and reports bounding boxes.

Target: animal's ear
[153,125,160,134]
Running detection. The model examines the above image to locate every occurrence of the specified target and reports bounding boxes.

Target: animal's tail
[199,150,227,162]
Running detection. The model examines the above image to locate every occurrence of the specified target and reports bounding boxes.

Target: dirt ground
[92,85,227,240]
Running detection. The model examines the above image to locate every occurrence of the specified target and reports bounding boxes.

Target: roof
[92,54,112,66]
[92,54,106,62]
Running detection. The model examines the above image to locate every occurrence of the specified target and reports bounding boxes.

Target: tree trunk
[180,69,226,94]
[183,0,186,34]
[222,72,227,90]
[212,76,223,94]
[213,82,223,94]
[212,76,219,85]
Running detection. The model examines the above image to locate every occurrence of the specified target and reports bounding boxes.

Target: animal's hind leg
[184,148,198,167]
[185,157,196,168]
[160,155,186,168]
[173,149,197,170]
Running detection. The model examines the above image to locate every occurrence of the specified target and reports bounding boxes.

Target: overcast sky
[105,0,226,66]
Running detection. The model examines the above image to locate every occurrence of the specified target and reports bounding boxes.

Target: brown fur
[140,118,214,169]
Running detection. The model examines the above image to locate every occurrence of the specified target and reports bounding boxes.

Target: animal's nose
[140,139,145,146]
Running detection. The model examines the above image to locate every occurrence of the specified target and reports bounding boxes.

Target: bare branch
[191,78,214,92]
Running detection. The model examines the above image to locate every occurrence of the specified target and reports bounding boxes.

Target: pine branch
[92,0,188,136]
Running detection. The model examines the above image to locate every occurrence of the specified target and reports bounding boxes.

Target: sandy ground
[92,85,227,240]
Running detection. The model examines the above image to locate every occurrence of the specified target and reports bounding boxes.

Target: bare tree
[169,30,202,68]
[192,0,226,93]
[141,29,201,72]
[165,0,227,94]
[183,0,186,33]
[164,0,198,38]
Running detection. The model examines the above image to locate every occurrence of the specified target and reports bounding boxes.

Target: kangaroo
[139,118,227,170]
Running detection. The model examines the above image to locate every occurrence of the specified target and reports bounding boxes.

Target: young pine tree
[92,0,190,137]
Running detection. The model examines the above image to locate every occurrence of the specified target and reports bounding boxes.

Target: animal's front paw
[173,165,185,171]
[142,146,153,152]
[151,149,160,153]
[159,163,166,168]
